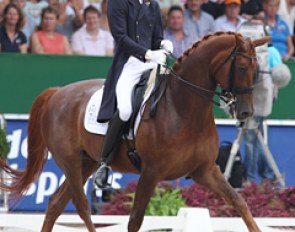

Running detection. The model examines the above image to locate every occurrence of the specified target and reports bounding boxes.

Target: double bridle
[168,45,257,108]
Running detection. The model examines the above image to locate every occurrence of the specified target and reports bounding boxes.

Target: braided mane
[173,31,243,69]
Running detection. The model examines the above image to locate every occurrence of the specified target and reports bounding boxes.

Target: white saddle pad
[84,86,109,135]
[84,66,168,136]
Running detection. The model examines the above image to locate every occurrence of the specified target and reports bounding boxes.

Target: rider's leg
[94,111,126,189]
[94,57,156,189]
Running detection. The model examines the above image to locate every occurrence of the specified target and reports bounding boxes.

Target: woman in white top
[71,5,113,56]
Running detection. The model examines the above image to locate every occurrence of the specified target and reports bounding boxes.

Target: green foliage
[100,181,187,217]
[0,126,9,160]
[145,187,186,216]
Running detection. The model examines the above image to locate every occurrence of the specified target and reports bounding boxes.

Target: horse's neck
[153,34,238,128]
[163,72,216,128]
[165,35,236,122]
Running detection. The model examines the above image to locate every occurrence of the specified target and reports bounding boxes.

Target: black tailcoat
[97,0,163,122]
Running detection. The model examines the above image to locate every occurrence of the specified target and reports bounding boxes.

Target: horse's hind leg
[41,153,97,232]
[128,172,159,232]
[191,165,261,232]
[63,153,97,232]
[41,182,72,232]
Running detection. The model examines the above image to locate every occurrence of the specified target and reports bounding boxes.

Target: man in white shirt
[214,0,246,32]
[71,5,114,56]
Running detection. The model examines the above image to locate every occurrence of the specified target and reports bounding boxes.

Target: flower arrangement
[99,180,295,217]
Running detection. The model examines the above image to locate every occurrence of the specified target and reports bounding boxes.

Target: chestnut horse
[0,32,269,232]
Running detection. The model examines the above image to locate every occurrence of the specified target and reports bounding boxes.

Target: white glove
[161,40,173,53]
[145,49,168,65]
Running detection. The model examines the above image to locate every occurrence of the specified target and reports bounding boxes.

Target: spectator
[71,5,113,56]
[156,0,184,23]
[242,42,282,183]
[0,3,27,53]
[263,0,294,59]
[238,21,287,183]
[23,0,48,26]
[214,0,247,32]
[30,6,72,54]
[164,5,195,57]
[240,0,263,20]
[277,0,295,32]
[184,0,215,41]
[12,0,36,46]
[202,0,225,19]
[49,0,83,41]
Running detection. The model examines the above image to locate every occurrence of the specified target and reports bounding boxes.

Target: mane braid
[174,31,243,68]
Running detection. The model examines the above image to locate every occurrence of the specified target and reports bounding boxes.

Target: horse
[0,32,269,232]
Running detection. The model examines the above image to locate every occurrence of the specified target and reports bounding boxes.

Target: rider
[94,0,173,189]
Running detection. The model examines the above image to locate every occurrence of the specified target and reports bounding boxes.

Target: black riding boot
[94,111,126,189]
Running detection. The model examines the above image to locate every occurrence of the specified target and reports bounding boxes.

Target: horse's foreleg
[192,165,261,232]
[41,182,72,232]
[128,172,158,232]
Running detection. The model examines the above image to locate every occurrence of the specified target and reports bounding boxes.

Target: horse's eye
[238,65,247,76]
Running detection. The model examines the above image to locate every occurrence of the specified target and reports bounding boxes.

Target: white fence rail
[1,208,295,232]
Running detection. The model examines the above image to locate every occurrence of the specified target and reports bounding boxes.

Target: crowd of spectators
[0,0,295,57]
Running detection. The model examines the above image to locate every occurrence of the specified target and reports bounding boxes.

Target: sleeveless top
[36,30,65,54]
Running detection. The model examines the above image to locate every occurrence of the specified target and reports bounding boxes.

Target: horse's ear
[252,36,271,47]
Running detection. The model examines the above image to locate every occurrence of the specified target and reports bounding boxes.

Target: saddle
[124,66,166,171]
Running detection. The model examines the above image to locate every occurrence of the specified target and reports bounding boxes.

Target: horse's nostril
[240,111,253,119]
[242,112,249,117]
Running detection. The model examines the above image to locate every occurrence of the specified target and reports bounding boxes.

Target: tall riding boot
[94,111,126,189]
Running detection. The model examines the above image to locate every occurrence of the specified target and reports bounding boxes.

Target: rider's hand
[145,49,168,65]
[161,40,173,54]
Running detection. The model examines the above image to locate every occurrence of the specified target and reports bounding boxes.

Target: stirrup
[93,163,113,189]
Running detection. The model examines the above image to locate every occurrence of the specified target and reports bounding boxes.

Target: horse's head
[212,33,270,121]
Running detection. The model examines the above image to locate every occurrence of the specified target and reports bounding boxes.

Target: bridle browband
[167,43,257,108]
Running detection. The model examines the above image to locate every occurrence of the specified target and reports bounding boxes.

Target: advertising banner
[4,118,295,212]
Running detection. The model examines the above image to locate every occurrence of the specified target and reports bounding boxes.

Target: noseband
[168,44,257,108]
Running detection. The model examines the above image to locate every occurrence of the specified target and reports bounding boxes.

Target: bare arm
[70,0,84,28]
[30,32,44,54]
[0,0,9,19]
[64,36,72,54]
[106,48,114,56]
[19,44,28,54]
[72,50,83,55]
[282,36,295,60]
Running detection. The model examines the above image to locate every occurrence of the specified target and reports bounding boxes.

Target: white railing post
[173,207,213,232]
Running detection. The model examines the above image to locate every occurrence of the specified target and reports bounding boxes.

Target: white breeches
[116,56,157,121]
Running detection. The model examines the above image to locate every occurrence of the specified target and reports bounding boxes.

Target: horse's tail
[0,87,58,198]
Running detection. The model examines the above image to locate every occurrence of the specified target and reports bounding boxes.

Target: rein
[166,45,257,108]
[169,68,224,107]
